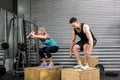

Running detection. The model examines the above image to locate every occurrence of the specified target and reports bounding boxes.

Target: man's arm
[69,29,76,57]
[83,24,93,50]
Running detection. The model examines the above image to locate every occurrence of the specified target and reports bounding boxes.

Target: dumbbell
[18,42,27,51]
[1,42,9,50]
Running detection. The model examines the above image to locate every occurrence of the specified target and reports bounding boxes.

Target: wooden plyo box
[24,66,61,80]
[62,68,100,80]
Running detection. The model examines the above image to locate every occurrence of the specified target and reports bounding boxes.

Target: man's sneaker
[73,65,81,68]
[73,64,88,70]
[83,64,89,69]
[39,63,47,67]
[81,64,90,70]
[48,64,54,68]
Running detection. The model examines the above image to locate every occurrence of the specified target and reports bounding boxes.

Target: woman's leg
[49,57,54,65]
[45,46,59,66]
[39,47,47,65]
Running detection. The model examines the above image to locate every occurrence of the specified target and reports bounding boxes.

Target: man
[69,17,97,69]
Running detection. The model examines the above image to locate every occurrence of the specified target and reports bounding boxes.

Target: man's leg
[73,44,82,65]
[83,44,90,68]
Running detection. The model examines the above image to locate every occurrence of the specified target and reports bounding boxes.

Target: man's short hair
[69,17,77,23]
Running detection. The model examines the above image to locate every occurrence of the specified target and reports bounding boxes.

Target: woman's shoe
[39,63,47,67]
[48,64,54,68]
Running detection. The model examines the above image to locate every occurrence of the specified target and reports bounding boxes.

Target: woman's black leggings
[39,46,59,58]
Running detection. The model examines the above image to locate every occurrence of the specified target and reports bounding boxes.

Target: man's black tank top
[74,23,97,46]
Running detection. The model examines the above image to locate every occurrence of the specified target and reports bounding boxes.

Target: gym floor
[0,71,120,80]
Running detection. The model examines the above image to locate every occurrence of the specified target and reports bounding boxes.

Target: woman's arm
[31,33,50,39]
[26,31,35,39]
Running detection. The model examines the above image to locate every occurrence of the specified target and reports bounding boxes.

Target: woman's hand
[26,31,35,39]
[30,31,35,35]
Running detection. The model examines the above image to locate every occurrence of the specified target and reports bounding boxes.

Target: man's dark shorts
[76,40,96,51]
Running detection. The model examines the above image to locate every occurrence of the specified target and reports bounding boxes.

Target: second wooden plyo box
[61,57,100,80]
[61,68,100,80]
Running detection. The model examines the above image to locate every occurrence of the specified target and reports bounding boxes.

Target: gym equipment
[25,20,40,65]
[13,62,23,70]
[1,42,9,50]
[0,65,6,77]
[105,72,118,77]
[95,64,104,74]
[18,42,27,51]
[15,52,23,63]
[7,16,27,76]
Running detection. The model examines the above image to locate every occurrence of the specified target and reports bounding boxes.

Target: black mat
[0,71,120,80]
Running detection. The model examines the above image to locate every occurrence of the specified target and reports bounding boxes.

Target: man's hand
[85,49,92,57]
[69,51,72,58]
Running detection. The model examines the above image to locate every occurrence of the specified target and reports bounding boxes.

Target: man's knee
[73,45,80,51]
[83,44,90,51]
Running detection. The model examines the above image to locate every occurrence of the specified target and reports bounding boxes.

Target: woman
[27,27,59,68]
